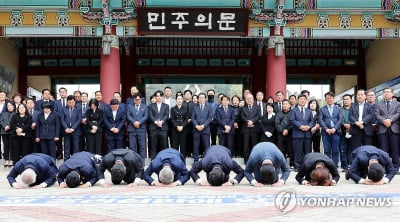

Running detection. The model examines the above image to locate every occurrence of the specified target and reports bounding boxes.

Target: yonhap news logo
[275,190,392,214]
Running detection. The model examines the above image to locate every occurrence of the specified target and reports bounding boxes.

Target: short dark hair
[259,164,275,184]
[109,99,119,105]
[111,163,126,184]
[343,94,352,100]
[368,163,385,182]
[324,91,335,98]
[297,94,307,100]
[154,90,164,97]
[198,93,206,99]
[207,167,225,186]
[59,87,67,93]
[66,171,80,188]
[207,89,215,94]
[42,88,50,94]
[275,90,284,95]
[67,95,74,101]
[301,90,310,96]
[183,90,192,95]
[133,93,142,99]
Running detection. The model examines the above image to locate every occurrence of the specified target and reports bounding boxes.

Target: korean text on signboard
[137,8,249,36]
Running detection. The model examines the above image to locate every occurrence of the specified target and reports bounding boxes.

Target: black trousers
[13,136,32,162]
[243,131,258,163]
[171,127,187,157]
[2,134,12,160]
[149,130,168,159]
[86,132,103,155]
[277,132,294,166]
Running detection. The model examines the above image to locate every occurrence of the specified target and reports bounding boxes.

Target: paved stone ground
[0,158,399,222]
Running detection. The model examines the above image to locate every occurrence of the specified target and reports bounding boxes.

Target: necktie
[249,105,252,111]
[301,107,305,118]
[69,108,72,118]
[200,104,204,111]
[329,106,334,127]
[62,99,65,107]
[387,101,390,111]
[278,102,282,111]
[30,110,33,116]
[258,102,263,115]
[136,105,139,112]
[224,107,227,113]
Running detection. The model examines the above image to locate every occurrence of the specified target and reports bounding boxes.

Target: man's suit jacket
[36,111,60,139]
[256,101,267,116]
[7,153,58,187]
[103,106,126,137]
[348,103,374,136]
[127,103,148,133]
[78,103,90,117]
[55,99,67,114]
[98,149,144,182]
[348,145,396,183]
[190,145,244,183]
[240,103,261,133]
[375,100,400,134]
[273,101,283,113]
[191,103,213,134]
[35,100,56,112]
[60,106,82,136]
[143,148,190,185]
[289,105,314,139]
[216,106,235,135]
[244,142,290,184]
[318,105,344,135]
[57,151,99,185]
[148,103,169,131]
[0,101,7,114]
[295,152,340,184]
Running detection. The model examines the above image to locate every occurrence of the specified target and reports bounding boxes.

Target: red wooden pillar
[100,26,120,103]
[266,26,286,99]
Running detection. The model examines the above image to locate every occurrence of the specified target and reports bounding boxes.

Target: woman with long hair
[10,103,33,163]
[84,99,104,155]
[308,99,321,153]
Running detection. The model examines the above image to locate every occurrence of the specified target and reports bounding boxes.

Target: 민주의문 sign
[137,8,249,36]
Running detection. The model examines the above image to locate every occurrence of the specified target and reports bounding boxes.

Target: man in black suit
[192,93,213,162]
[148,90,169,159]
[241,93,261,163]
[255,91,266,117]
[273,90,285,113]
[375,87,400,170]
[216,95,235,150]
[349,89,374,152]
[183,89,195,157]
[347,145,396,185]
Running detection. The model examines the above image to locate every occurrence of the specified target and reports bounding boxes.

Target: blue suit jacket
[7,153,58,187]
[216,106,235,134]
[35,111,60,139]
[289,106,314,139]
[318,105,344,135]
[61,107,82,136]
[103,106,126,137]
[190,145,244,183]
[127,104,148,133]
[348,103,374,136]
[57,151,99,186]
[191,104,213,134]
[55,99,67,113]
[143,148,190,185]
[35,100,57,112]
[348,145,396,183]
[244,142,290,184]
[148,103,169,131]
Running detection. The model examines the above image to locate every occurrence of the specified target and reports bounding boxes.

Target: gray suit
[375,100,400,169]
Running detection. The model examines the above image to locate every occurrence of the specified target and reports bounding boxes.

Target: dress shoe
[345,172,350,180]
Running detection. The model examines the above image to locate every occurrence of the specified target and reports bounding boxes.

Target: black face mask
[207,95,214,102]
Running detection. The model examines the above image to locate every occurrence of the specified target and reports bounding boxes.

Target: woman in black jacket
[9,103,32,162]
[170,95,188,156]
[260,103,277,144]
[84,99,104,155]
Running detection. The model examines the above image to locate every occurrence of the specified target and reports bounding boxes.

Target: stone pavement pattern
[0,160,399,222]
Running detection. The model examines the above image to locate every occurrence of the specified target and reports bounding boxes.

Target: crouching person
[58,151,99,188]
[98,148,144,187]
[7,153,58,189]
[295,152,340,186]
[143,148,189,186]
[190,145,244,186]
